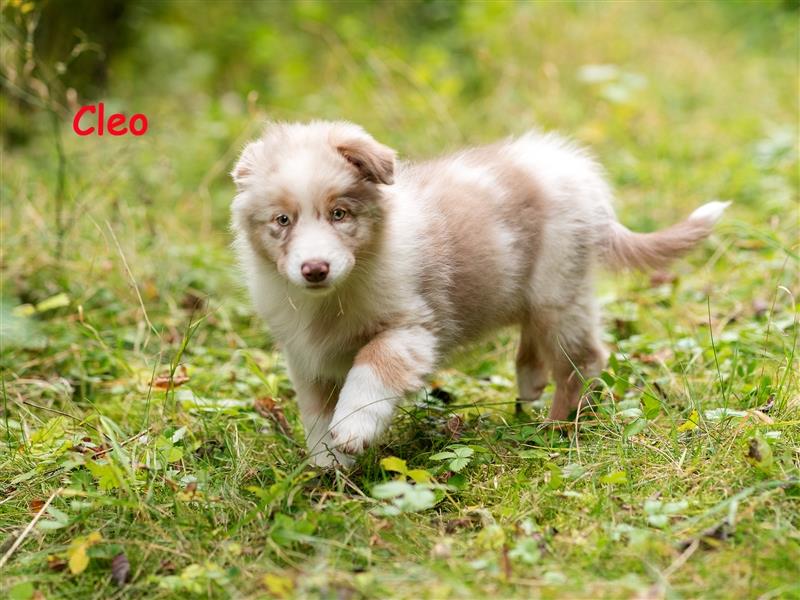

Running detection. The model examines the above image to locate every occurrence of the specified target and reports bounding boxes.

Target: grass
[1,1,798,598]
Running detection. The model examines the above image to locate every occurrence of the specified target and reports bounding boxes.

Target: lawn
[1,1,798,598]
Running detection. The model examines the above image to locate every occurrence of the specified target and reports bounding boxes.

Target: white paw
[308,444,354,469]
[328,365,397,455]
[328,411,383,455]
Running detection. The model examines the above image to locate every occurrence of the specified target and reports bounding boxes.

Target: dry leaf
[29,499,45,514]
[637,348,674,364]
[47,554,67,571]
[152,366,190,390]
[445,415,463,439]
[254,397,292,436]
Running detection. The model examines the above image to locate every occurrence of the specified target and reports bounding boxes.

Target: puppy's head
[231,121,395,293]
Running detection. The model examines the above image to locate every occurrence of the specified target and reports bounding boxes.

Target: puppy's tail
[603,201,730,271]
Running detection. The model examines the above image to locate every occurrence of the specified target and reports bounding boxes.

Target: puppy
[230,121,728,467]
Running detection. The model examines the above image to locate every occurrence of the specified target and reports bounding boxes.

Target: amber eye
[331,207,348,221]
[275,214,291,227]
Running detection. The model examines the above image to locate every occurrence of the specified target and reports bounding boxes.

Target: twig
[105,220,156,337]
[0,486,63,570]
[663,538,698,579]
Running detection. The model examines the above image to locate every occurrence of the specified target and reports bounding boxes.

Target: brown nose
[301,261,330,283]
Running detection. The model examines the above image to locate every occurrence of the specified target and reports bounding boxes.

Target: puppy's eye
[275,214,291,227]
[331,207,348,221]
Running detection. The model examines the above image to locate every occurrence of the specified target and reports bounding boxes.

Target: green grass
[1,2,798,598]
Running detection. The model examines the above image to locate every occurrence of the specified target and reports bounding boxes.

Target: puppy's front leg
[285,359,352,468]
[329,327,437,455]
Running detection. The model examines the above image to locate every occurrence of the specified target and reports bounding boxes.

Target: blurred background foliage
[0,0,797,353]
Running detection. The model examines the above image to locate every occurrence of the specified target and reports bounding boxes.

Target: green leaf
[642,394,661,419]
[746,435,773,470]
[37,519,68,530]
[448,457,471,472]
[446,473,467,490]
[562,464,586,480]
[429,451,456,461]
[85,460,122,491]
[509,538,541,565]
[9,582,34,600]
[546,462,563,490]
[167,446,184,463]
[599,470,627,485]
[623,418,648,440]
[451,446,474,459]
[372,480,411,499]
[47,506,70,524]
[35,292,70,312]
[380,456,408,475]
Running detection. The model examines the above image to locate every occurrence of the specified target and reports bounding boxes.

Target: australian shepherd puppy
[230,121,728,467]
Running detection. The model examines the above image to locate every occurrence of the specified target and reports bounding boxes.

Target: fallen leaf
[152,366,190,390]
[111,553,130,586]
[47,554,67,571]
[757,396,775,414]
[677,410,699,432]
[445,415,463,439]
[67,531,103,574]
[746,436,773,469]
[158,559,177,574]
[637,348,673,364]
[263,573,294,598]
[68,544,89,575]
[254,397,292,436]
[29,499,45,515]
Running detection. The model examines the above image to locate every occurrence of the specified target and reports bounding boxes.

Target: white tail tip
[689,200,731,223]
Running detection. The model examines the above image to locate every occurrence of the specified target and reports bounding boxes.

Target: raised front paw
[328,365,398,455]
[328,411,382,455]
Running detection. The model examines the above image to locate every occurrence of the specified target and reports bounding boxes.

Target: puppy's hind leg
[548,301,609,422]
[516,322,551,412]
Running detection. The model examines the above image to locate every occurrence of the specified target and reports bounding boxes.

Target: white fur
[690,200,731,223]
[231,122,727,467]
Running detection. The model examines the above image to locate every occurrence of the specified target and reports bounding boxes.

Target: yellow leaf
[11,304,35,317]
[86,531,103,544]
[380,456,407,475]
[263,573,294,597]
[407,469,432,484]
[35,293,70,313]
[677,410,699,432]
[68,543,89,574]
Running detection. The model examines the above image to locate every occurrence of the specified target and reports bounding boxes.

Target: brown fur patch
[354,334,416,391]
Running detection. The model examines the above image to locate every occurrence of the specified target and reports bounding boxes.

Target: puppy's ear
[231,140,264,189]
[333,127,395,185]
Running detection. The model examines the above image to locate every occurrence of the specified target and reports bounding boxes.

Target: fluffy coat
[230,121,728,467]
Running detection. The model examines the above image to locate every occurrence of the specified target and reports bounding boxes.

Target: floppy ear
[231,140,264,189]
[334,129,395,185]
